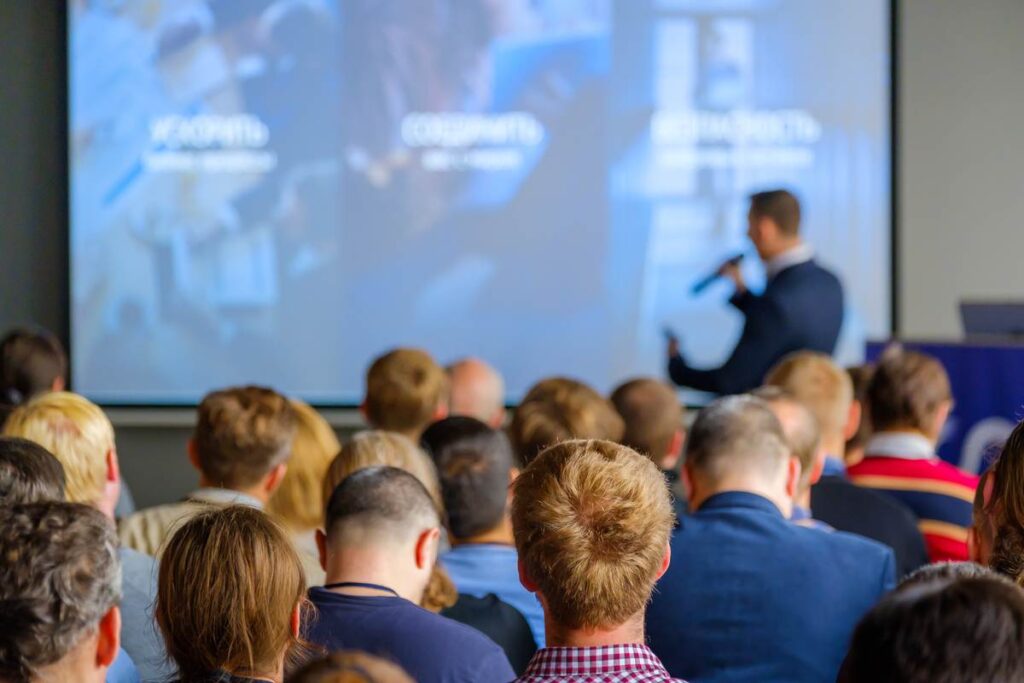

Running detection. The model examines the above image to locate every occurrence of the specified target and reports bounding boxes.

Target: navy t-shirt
[307,587,516,683]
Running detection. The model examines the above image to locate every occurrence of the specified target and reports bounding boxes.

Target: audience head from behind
[191,385,296,503]
[156,505,307,683]
[0,502,121,683]
[512,440,673,652]
[290,651,413,683]
[0,327,67,423]
[747,189,802,262]
[267,398,340,534]
[985,418,1024,583]
[972,466,996,565]
[363,348,449,440]
[0,436,65,505]
[751,386,821,495]
[2,391,120,518]
[421,416,516,544]
[610,377,686,472]
[868,350,952,445]
[683,394,798,517]
[898,561,999,590]
[845,364,875,466]
[508,377,624,467]
[446,357,506,428]
[839,573,1024,683]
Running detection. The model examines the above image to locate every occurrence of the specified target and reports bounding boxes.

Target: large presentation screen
[69,0,891,404]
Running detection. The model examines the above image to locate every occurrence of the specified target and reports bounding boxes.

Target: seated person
[156,506,307,683]
[0,435,65,504]
[839,573,1024,682]
[447,357,506,428]
[363,348,449,441]
[291,651,414,683]
[511,439,682,682]
[610,378,687,521]
[307,466,515,682]
[0,502,128,683]
[508,377,624,466]
[422,416,544,647]
[3,392,170,681]
[766,352,928,576]
[846,351,979,561]
[646,395,895,683]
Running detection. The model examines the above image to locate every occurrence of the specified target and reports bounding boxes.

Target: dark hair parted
[0,437,65,505]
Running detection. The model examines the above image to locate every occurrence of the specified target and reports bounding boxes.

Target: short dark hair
[0,502,120,681]
[422,417,514,540]
[610,378,684,464]
[686,395,790,484]
[324,466,439,541]
[0,328,66,409]
[839,577,1024,683]
[868,351,951,433]
[845,364,875,453]
[899,561,1001,590]
[0,437,65,504]
[749,189,801,236]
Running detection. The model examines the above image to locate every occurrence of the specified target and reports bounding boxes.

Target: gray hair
[685,395,790,484]
[0,502,121,681]
[750,387,821,484]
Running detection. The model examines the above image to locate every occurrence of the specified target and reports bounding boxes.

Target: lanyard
[323,581,400,598]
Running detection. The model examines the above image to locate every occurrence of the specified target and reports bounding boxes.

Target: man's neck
[764,238,804,262]
[324,549,423,604]
[819,434,846,464]
[545,613,646,649]
[689,477,792,517]
[453,518,514,547]
[196,476,269,504]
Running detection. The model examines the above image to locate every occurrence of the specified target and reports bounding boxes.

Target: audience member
[118,385,296,556]
[0,502,128,683]
[751,386,827,529]
[847,351,979,561]
[363,349,449,440]
[438,592,537,676]
[898,560,998,589]
[971,466,995,565]
[512,439,681,682]
[508,377,624,466]
[843,364,875,466]
[422,417,543,655]
[267,398,340,586]
[0,435,65,504]
[647,395,895,683]
[156,505,308,683]
[838,575,1024,682]
[766,352,929,576]
[447,358,506,428]
[610,378,687,520]
[307,466,515,682]
[2,392,171,681]
[290,651,414,683]
[985,418,1024,582]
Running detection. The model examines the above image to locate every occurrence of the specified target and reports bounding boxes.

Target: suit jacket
[646,492,895,683]
[668,260,844,394]
[811,475,930,578]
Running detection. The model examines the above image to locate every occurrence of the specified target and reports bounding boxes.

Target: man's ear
[808,450,826,487]
[680,462,695,509]
[784,456,802,500]
[95,606,120,669]
[52,376,65,392]
[517,557,539,593]
[843,401,862,442]
[414,527,441,570]
[932,400,953,442]
[316,528,328,572]
[433,401,449,422]
[105,448,120,485]
[359,402,370,426]
[264,463,288,496]
[654,543,672,581]
[490,407,507,430]
[290,603,302,639]
[663,429,685,471]
[186,439,201,472]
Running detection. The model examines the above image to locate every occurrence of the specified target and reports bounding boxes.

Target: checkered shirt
[514,644,685,682]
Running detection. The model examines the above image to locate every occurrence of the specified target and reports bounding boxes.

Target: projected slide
[69,0,890,404]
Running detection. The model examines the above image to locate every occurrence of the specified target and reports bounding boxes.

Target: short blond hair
[765,352,852,440]
[364,349,448,438]
[267,400,340,531]
[509,377,625,466]
[2,392,113,506]
[511,439,673,629]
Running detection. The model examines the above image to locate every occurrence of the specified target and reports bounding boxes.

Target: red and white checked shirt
[514,644,685,682]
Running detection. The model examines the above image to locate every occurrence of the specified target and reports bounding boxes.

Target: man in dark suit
[647,395,895,683]
[765,352,929,577]
[667,189,844,395]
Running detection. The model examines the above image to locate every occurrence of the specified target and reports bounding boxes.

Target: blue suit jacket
[646,492,895,683]
[669,260,844,394]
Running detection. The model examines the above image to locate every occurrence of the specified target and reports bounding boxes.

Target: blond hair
[765,352,852,440]
[291,651,414,683]
[509,377,625,466]
[512,439,673,629]
[156,506,308,683]
[267,399,340,531]
[2,392,113,506]
[364,349,448,438]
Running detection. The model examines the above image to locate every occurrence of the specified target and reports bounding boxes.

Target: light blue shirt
[441,543,545,647]
[107,648,140,683]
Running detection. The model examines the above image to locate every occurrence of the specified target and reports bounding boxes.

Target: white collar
[188,487,264,509]
[765,243,814,280]
[864,432,936,460]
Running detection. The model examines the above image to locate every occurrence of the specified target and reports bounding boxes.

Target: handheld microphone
[691,253,745,295]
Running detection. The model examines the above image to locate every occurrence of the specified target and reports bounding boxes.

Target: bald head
[447,358,505,428]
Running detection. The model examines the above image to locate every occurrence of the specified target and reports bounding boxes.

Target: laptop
[960,301,1024,339]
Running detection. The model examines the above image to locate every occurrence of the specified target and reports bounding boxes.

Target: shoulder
[118,501,205,555]
[799,523,893,566]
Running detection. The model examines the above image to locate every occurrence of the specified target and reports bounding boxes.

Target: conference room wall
[2,0,1023,506]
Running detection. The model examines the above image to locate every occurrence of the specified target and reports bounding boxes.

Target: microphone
[691,254,745,295]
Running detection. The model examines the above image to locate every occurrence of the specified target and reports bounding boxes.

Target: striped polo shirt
[847,432,978,562]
